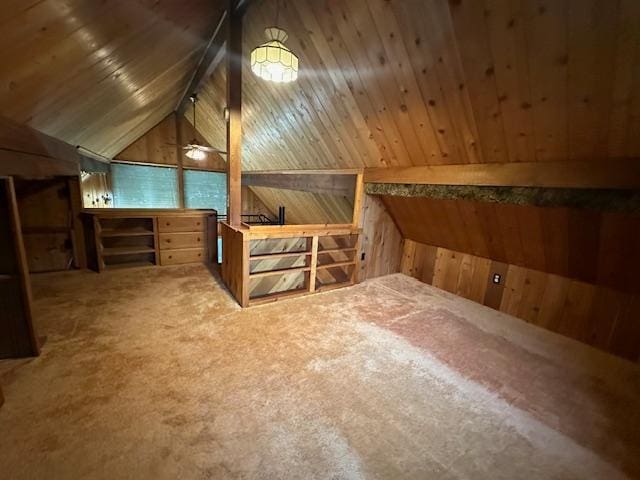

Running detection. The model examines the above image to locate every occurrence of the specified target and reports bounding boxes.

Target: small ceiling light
[185,148,207,160]
[250,27,298,83]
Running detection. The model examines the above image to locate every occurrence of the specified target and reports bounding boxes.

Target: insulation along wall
[401,240,640,362]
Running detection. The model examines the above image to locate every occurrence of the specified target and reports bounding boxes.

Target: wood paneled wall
[81,173,112,209]
[115,114,226,172]
[358,195,403,281]
[382,195,640,294]
[402,240,640,362]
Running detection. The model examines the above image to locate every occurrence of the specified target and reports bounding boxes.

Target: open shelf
[316,260,356,270]
[249,265,311,279]
[101,228,155,237]
[101,246,156,257]
[317,247,356,255]
[249,250,311,261]
[249,287,309,306]
[316,281,353,293]
[104,261,155,270]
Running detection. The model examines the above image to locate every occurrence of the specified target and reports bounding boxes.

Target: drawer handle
[166,239,171,243]
[168,255,173,259]
[197,237,201,242]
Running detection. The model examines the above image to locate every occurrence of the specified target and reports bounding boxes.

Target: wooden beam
[175,11,228,115]
[351,173,364,227]
[0,116,79,178]
[226,4,242,226]
[174,113,185,208]
[364,160,640,189]
[366,183,640,213]
[242,172,357,196]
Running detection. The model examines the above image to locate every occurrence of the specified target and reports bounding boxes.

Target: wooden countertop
[83,208,216,217]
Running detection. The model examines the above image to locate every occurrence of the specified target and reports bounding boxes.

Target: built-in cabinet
[84,209,216,271]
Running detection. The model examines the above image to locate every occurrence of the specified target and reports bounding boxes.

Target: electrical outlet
[492,273,501,284]
[361,252,366,261]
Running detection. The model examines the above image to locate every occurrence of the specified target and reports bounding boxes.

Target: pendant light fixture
[250,1,298,83]
[184,94,208,161]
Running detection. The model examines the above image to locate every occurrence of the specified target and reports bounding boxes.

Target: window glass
[184,170,227,212]
[111,163,178,208]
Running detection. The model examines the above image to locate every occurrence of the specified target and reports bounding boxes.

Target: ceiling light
[250,27,298,83]
[185,148,207,161]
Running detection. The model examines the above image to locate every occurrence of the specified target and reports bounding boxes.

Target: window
[111,163,178,208]
[184,170,227,212]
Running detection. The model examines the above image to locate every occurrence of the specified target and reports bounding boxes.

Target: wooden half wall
[401,240,640,362]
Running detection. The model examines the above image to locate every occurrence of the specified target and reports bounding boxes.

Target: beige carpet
[0,265,639,479]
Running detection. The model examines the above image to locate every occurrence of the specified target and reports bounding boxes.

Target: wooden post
[175,113,186,208]
[351,173,365,227]
[226,3,242,226]
[68,177,87,269]
[308,235,318,293]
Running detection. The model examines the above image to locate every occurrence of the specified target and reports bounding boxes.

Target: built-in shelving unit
[221,223,362,307]
[84,209,216,272]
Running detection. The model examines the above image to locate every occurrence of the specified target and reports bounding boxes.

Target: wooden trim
[176,11,228,114]
[5,177,39,356]
[243,169,363,175]
[363,160,640,189]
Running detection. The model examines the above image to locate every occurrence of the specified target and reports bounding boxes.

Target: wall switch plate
[493,273,502,284]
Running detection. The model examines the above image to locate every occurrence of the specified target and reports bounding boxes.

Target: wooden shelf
[249,250,311,261]
[101,228,155,237]
[249,287,309,306]
[316,281,353,293]
[317,247,356,255]
[101,246,156,257]
[0,274,15,282]
[104,261,155,270]
[249,265,311,279]
[316,260,356,270]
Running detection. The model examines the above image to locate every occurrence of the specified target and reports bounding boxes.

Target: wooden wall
[358,195,403,281]
[382,195,640,294]
[81,173,112,209]
[15,178,75,273]
[115,114,226,172]
[401,240,640,362]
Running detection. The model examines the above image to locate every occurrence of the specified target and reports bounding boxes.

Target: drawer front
[159,232,205,250]
[157,216,206,233]
[160,248,206,265]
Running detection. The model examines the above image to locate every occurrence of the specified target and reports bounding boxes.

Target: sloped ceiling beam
[0,115,79,178]
[175,1,253,116]
[364,160,640,189]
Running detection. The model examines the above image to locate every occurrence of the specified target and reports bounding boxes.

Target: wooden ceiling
[0,0,224,158]
[190,0,640,171]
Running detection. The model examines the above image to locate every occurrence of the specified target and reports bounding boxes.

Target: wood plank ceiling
[190,0,640,171]
[0,0,225,158]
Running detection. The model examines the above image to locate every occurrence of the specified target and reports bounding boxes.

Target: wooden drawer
[160,248,206,265]
[157,216,206,233]
[159,232,205,250]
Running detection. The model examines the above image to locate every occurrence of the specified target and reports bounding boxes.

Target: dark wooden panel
[402,239,640,362]
[383,195,640,294]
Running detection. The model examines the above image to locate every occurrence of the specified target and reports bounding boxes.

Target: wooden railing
[220,222,361,307]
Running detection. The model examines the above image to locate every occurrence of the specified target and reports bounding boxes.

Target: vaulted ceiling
[0,0,224,157]
[191,0,640,171]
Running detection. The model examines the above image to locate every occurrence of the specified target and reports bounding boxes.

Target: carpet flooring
[0,265,638,479]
